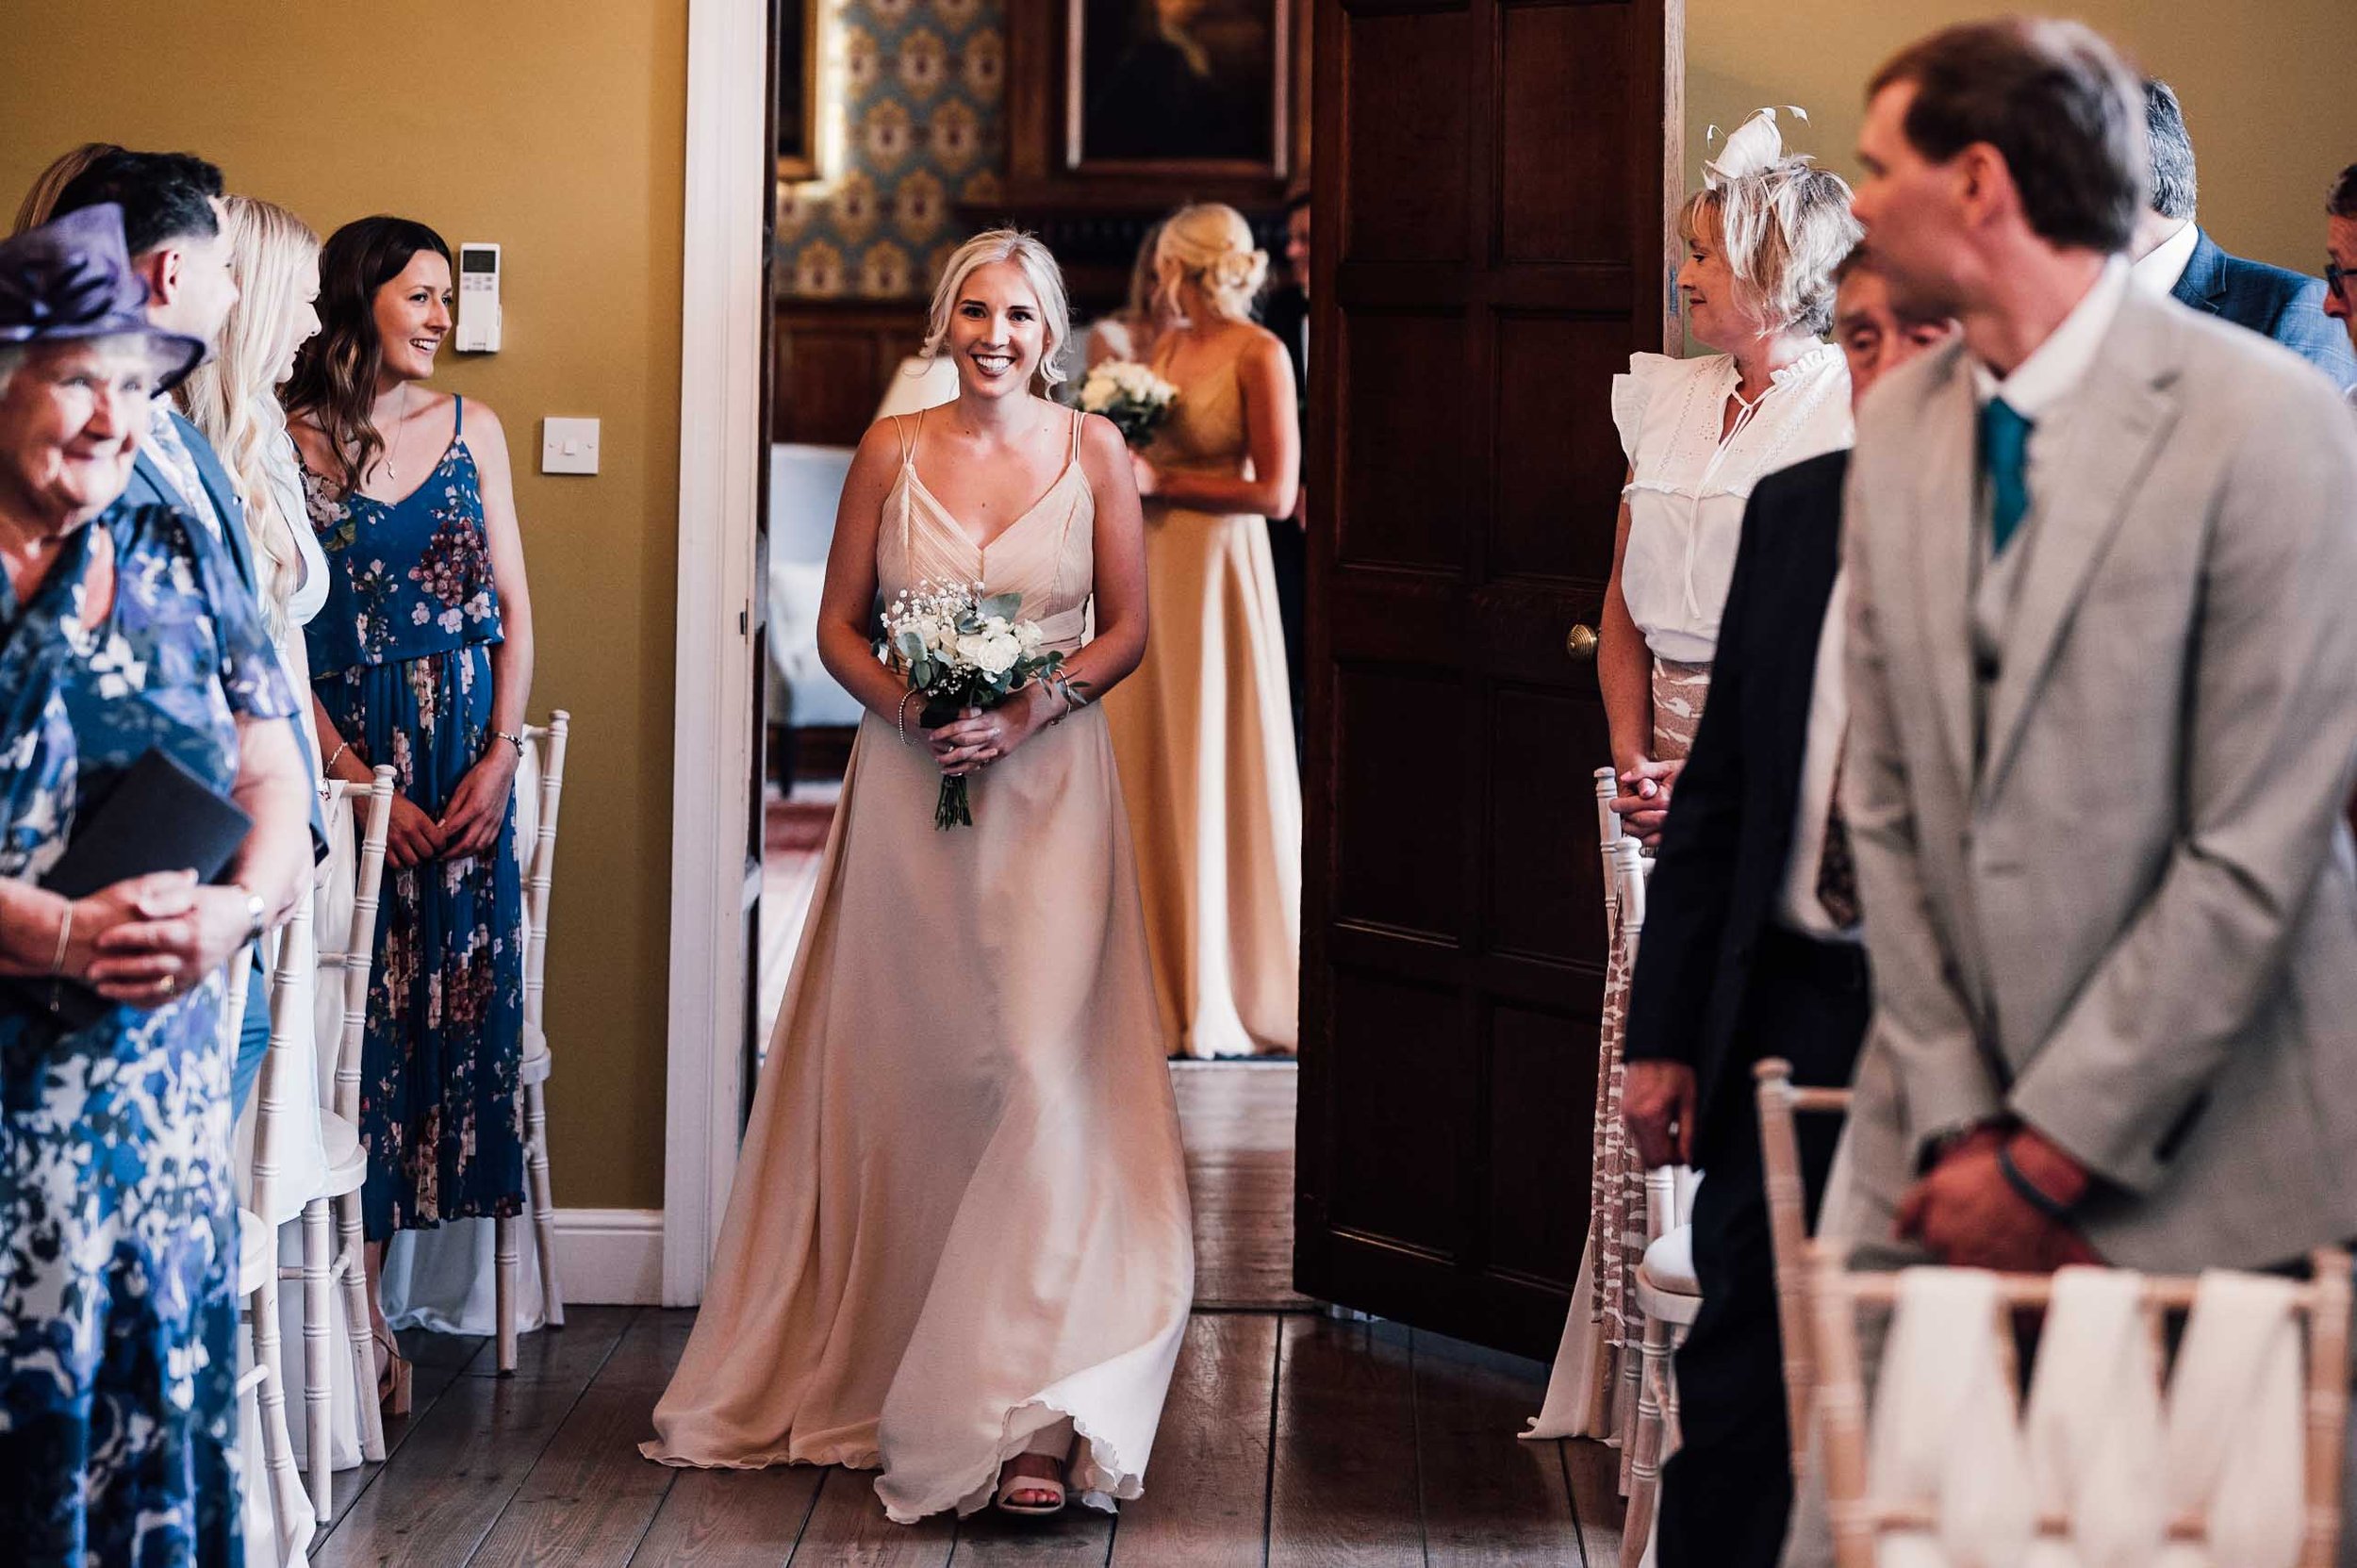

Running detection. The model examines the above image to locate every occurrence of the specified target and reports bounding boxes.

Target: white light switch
[540,417,601,475]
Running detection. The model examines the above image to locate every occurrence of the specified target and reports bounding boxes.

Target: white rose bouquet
[1077,358,1178,449]
[882,579,1070,829]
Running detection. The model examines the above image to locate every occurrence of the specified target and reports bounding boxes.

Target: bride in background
[642,230,1194,1523]
[1106,202,1302,1059]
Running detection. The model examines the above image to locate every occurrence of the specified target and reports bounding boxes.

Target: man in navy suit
[1619,252,1955,1568]
[2132,80,2357,390]
[48,150,318,1116]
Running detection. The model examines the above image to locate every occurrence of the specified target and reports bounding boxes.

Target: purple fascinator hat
[0,204,206,392]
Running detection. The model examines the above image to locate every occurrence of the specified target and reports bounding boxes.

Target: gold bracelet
[897,689,921,746]
[48,897,73,977]
[325,740,351,773]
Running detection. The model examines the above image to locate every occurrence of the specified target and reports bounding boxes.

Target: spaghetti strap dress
[302,396,526,1242]
[643,407,1194,1523]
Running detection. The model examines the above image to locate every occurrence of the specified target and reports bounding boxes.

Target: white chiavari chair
[227,934,311,1565]
[1810,1245,2353,1568]
[1593,764,1623,924]
[496,710,570,1374]
[1752,1056,1851,1476]
[310,767,396,1482]
[1613,834,1700,1566]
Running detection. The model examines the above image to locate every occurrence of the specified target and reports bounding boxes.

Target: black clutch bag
[8,748,254,1032]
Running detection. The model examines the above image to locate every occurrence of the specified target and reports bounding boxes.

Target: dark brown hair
[1868,18,2148,255]
[2330,165,2357,221]
[284,215,452,497]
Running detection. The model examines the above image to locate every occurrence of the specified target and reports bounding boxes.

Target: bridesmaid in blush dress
[1105,203,1302,1060]
[643,231,1193,1523]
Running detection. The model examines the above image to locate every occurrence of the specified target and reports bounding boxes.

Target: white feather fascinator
[1704,106,1810,190]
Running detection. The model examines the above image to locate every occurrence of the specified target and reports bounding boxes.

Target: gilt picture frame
[1064,0,1290,179]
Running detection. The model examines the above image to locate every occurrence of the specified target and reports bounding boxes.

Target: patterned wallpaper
[777,0,1005,300]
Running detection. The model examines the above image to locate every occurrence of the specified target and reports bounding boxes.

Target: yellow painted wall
[1,3,687,1210]
[1687,0,2353,273]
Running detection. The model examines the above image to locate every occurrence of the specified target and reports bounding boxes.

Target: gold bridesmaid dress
[642,410,1195,1523]
[1104,353,1303,1058]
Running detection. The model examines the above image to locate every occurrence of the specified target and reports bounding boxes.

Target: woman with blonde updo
[1105,201,1301,1059]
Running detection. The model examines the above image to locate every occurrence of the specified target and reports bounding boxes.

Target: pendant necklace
[383,382,412,486]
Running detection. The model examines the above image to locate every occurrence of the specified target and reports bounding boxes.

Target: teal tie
[1980,397,2034,555]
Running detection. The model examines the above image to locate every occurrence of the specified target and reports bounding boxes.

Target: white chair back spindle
[328,768,395,1126]
[520,711,568,1037]
[500,712,572,1362]
[1752,1057,1852,1475]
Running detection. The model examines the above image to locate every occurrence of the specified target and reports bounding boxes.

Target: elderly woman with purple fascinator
[0,204,313,1566]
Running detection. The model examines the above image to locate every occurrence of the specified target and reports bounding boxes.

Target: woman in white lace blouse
[1600,109,1859,842]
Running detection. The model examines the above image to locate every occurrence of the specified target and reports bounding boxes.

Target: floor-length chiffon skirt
[641,704,1195,1523]
[1103,503,1301,1058]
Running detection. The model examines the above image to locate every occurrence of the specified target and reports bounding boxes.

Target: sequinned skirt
[1586,656,1711,1455]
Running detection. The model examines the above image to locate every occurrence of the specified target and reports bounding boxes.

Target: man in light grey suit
[1833,16,2357,1280]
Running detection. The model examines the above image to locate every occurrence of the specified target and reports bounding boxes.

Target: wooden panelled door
[1295,0,1683,1358]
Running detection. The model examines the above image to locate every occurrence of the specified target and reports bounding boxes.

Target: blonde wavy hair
[919,228,1074,388]
[1153,203,1268,325]
[1679,158,1859,338]
[178,196,320,635]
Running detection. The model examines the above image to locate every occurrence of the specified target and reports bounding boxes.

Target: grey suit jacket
[1833,287,2357,1271]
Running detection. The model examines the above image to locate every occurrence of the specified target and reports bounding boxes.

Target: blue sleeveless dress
[0,503,295,1566]
[303,397,525,1242]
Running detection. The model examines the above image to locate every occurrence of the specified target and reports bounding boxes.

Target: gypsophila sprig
[881,579,1071,828]
[1076,358,1178,449]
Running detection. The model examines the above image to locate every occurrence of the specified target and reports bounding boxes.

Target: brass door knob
[1565,623,1599,661]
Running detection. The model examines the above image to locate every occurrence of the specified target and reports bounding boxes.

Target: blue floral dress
[0,502,296,1567]
[302,397,524,1242]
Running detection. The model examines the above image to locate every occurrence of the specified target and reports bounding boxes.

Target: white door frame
[664,0,769,1306]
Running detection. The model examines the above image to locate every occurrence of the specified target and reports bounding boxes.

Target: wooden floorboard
[631,1465,824,1568]
[310,1310,631,1567]
[312,1328,486,1545]
[1562,1438,1625,1568]
[301,1072,1591,1566]
[1110,1313,1278,1568]
[1173,1063,1315,1311]
[1268,1314,1424,1567]
[947,1505,1112,1565]
[468,1312,692,1566]
[786,1465,956,1567]
[1411,1334,1582,1566]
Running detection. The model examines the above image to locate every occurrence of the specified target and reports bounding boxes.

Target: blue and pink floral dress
[303,396,524,1243]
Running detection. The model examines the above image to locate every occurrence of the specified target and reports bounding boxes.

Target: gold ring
[161,975,177,997]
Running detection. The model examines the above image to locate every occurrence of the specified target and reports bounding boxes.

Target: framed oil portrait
[1066,0,1289,176]
[776,0,821,182]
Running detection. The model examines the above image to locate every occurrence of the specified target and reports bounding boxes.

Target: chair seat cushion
[313,1112,368,1198]
[519,1020,551,1085]
[239,1208,273,1295]
[1641,1224,1699,1296]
